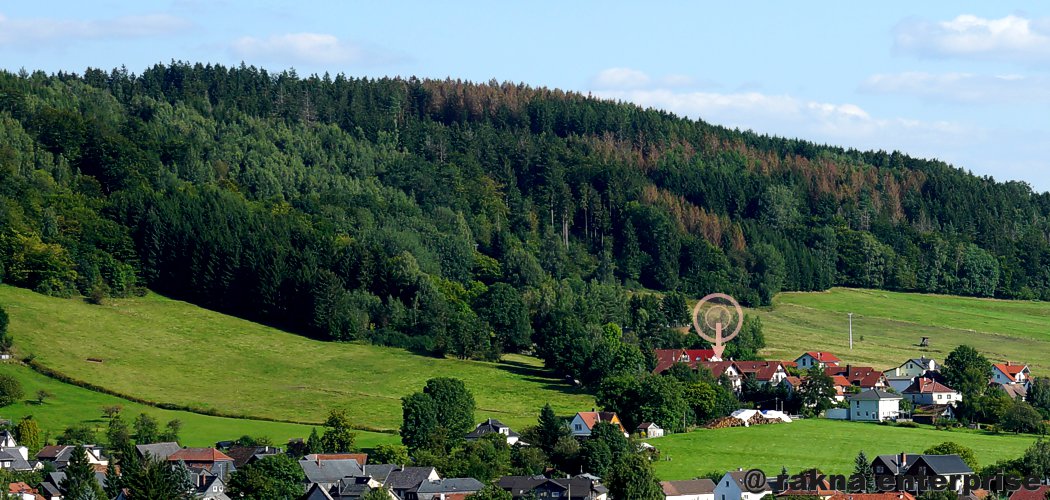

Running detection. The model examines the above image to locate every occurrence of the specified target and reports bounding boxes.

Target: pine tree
[306,428,321,454]
[61,444,105,500]
[537,403,568,454]
[852,450,875,493]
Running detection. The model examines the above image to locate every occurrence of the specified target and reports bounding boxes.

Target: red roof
[803,351,841,363]
[904,377,957,394]
[653,349,717,373]
[1009,485,1050,500]
[699,361,735,378]
[993,363,1028,382]
[783,376,803,387]
[732,361,785,381]
[575,411,626,433]
[307,453,367,464]
[825,366,886,388]
[167,448,234,463]
[9,482,36,494]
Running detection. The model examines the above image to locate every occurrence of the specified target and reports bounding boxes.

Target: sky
[4,1,1050,190]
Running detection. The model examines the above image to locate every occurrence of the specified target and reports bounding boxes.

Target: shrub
[0,374,25,406]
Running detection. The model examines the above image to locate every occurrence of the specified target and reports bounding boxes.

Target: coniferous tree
[852,450,875,493]
[61,444,105,500]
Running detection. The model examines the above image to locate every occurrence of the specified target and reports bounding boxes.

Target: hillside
[758,287,1050,373]
[649,419,1036,479]
[0,285,594,431]
[0,361,399,449]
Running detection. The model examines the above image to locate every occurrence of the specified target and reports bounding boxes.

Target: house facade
[662,479,715,500]
[715,470,770,500]
[568,412,627,437]
[991,362,1030,386]
[465,419,520,445]
[636,422,664,438]
[732,361,788,386]
[902,378,961,406]
[872,453,973,493]
[849,389,901,422]
[795,352,841,370]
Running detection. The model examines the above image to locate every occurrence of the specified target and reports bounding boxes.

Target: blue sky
[4,1,1050,190]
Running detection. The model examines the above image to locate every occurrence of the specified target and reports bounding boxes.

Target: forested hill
[1,62,1049,372]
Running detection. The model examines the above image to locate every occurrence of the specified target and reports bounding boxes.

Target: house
[782,375,849,403]
[795,352,841,369]
[849,390,901,422]
[36,445,108,469]
[498,475,609,500]
[715,470,771,500]
[902,377,961,406]
[0,434,34,472]
[662,479,716,500]
[568,411,628,437]
[299,456,365,490]
[305,453,369,467]
[991,362,1030,386]
[7,482,43,500]
[885,357,939,378]
[733,361,789,386]
[168,448,236,480]
[1008,485,1050,500]
[381,465,441,499]
[135,441,182,461]
[872,453,972,493]
[991,382,1028,401]
[654,349,718,373]
[225,445,282,469]
[0,431,17,448]
[39,470,108,499]
[465,419,520,445]
[700,361,743,391]
[827,493,916,500]
[411,478,485,500]
[637,422,664,438]
[309,475,395,500]
[192,470,232,500]
[826,366,887,390]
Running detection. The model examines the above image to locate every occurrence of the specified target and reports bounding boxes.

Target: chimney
[1006,361,1012,366]
[899,452,907,469]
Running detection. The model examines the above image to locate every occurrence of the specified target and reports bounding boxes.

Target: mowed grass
[0,361,400,449]
[649,419,1037,479]
[0,285,593,431]
[756,288,1050,373]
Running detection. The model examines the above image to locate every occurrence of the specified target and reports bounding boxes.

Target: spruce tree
[852,450,876,493]
[61,444,105,500]
[537,403,568,454]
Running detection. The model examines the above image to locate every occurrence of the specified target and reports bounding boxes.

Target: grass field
[649,419,1038,479]
[757,288,1050,373]
[0,285,593,432]
[0,361,400,449]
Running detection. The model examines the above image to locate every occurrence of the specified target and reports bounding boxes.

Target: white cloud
[862,71,1050,103]
[230,33,401,66]
[0,12,190,46]
[591,67,651,89]
[895,14,1050,62]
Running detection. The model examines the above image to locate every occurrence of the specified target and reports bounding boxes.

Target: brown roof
[733,361,785,381]
[828,493,916,500]
[167,448,234,463]
[699,361,736,378]
[904,377,956,394]
[307,453,367,465]
[1009,485,1050,500]
[662,479,716,496]
[653,349,717,373]
[803,351,841,363]
[35,445,67,459]
[826,366,885,388]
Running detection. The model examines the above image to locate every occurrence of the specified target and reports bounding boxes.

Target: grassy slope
[0,285,593,431]
[757,288,1050,373]
[649,419,1036,479]
[0,361,400,449]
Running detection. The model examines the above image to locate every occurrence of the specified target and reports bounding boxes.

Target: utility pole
[848,312,854,350]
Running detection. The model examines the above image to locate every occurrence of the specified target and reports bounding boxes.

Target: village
[0,346,1041,500]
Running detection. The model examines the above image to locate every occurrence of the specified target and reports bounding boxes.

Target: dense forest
[1,62,1049,382]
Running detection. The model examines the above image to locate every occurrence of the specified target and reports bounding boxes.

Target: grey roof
[914,455,973,475]
[850,389,902,401]
[303,483,336,500]
[384,466,437,491]
[299,458,364,485]
[497,475,608,498]
[663,479,716,495]
[360,463,399,482]
[335,476,376,498]
[0,448,34,471]
[414,478,485,495]
[136,442,182,461]
[726,470,770,491]
[466,418,520,439]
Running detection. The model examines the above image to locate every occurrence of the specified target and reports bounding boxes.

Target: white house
[700,362,744,391]
[636,422,664,438]
[991,362,1030,386]
[715,470,770,500]
[465,419,520,445]
[884,357,940,393]
[902,377,961,406]
[795,352,840,370]
[732,361,789,386]
[663,479,715,500]
[568,411,628,437]
[849,389,901,422]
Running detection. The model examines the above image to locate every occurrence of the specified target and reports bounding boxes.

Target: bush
[0,374,25,406]
[896,421,918,428]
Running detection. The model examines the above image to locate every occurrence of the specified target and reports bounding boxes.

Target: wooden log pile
[704,416,746,429]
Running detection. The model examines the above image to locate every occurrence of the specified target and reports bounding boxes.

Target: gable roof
[0,449,33,471]
[466,419,520,439]
[413,478,484,494]
[903,377,957,394]
[994,383,1028,400]
[305,453,368,465]
[993,363,1029,382]
[800,351,841,363]
[724,470,771,492]
[384,466,438,491]
[699,360,737,378]
[299,457,364,485]
[224,446,278,469]
[636,422,661,430]
[662,479,716,496]
[654,348,718,373]
[910,454,973,475]
[1009,485,1050,500]
[850,389,901,401]
[496,476,607,499]
[136,442,182,461]
[826,366,886,388]
[732,361,785,381]
[168,448,234,463]
[574,411,623,432]
[303,482,336,500]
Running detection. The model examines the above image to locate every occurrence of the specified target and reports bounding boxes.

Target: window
[574,424,581,431]
[937,395,942,400]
